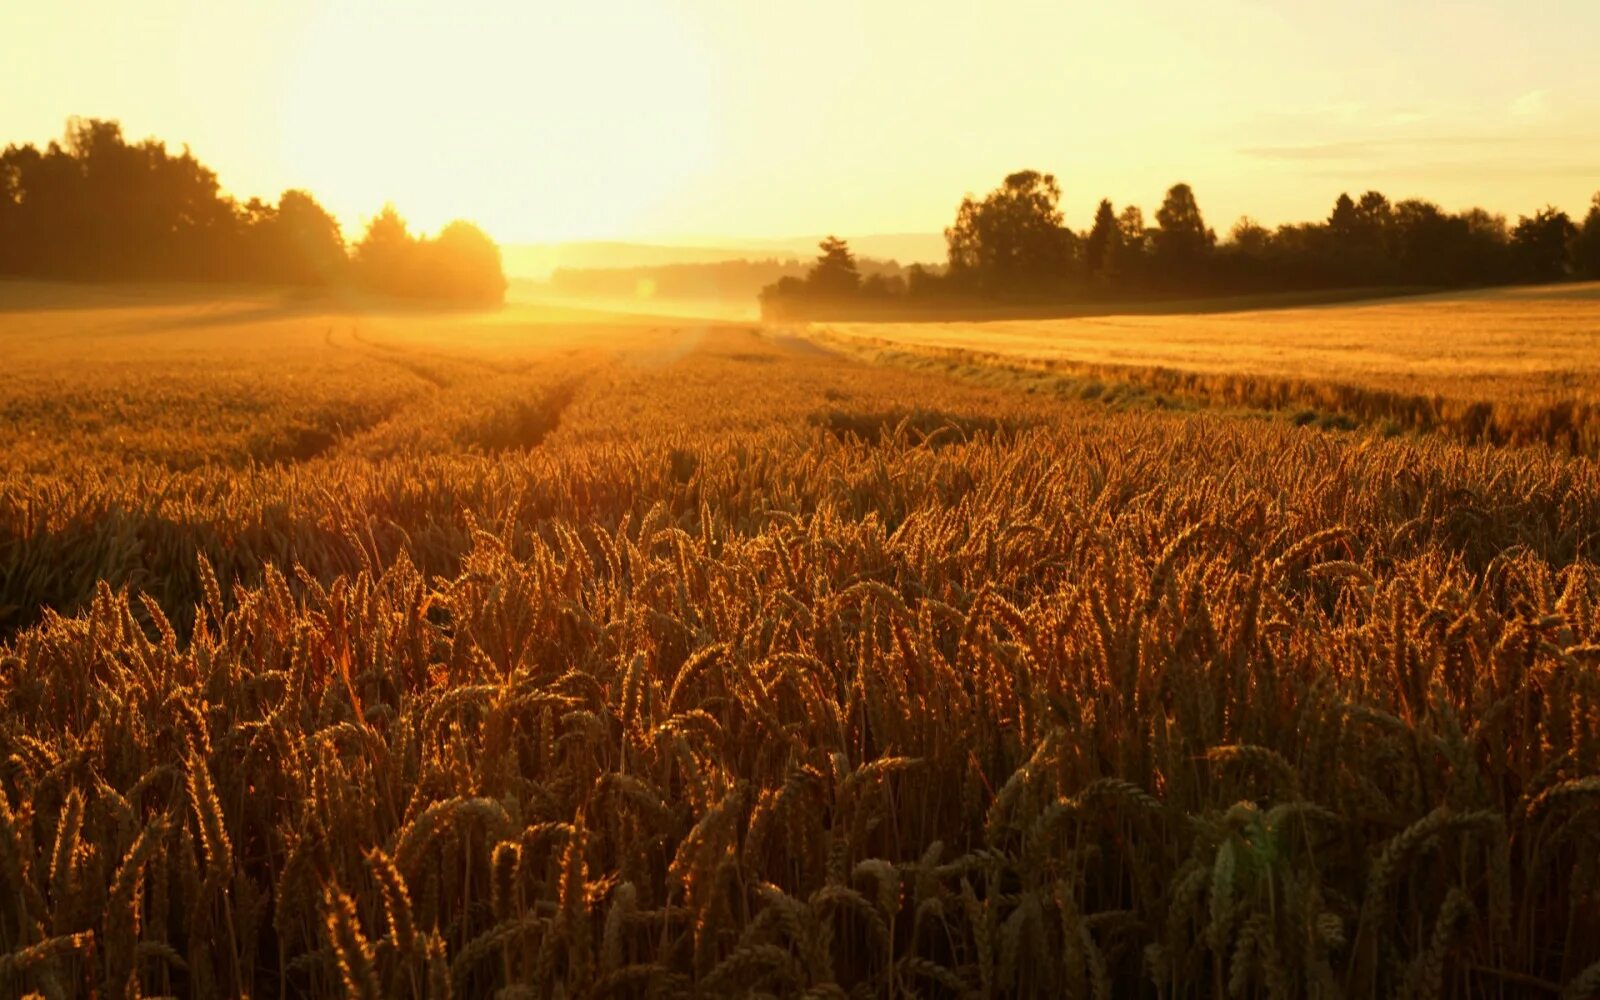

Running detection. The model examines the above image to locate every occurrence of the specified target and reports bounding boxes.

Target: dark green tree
[1117,205,1148,273]
[1573,192,1600,279]
[1151,182,1213,281]
[1117,205,1146,249]
[1355,191,1392,232]
[1512,207,1578,282]
[945,170,1075,296]
[1084,198,1123,284]
[1328,193,1358,237]
[1229,217,1272,254]
[807,235,862,296]
[1347,190,1397,282]
[1390,199,1454,284]
[34,118,236,279]
[1387,200,1511,286]
[1322,193,1368,283]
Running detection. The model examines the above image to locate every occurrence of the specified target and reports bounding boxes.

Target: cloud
[1304,161,1600,181]
[1236,140,1375,161]
[1235,128,1600,194]
[1510,90,1548,118]
[1237,136,1508,161]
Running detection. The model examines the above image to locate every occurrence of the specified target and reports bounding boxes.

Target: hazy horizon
[7,1,1599,246]
[498,234,948,283]
[6,5,1600,993]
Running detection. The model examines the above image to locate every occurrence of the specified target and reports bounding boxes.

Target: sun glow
[277,4,717,242]
[5,1,1600,246]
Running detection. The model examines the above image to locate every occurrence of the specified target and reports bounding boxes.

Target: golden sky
[4,1,1598,246]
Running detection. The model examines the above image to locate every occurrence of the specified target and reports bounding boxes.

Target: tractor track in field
[315,323,595,459]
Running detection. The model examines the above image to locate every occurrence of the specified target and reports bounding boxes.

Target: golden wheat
[0,292,1597,995]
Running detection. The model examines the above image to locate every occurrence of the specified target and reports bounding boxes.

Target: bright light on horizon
[276,4,718,244]
[4,0,1600,246]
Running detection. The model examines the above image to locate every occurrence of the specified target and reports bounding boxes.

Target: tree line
[0,118,506,304]
[548,251,912,304]
[762,170,1600,318]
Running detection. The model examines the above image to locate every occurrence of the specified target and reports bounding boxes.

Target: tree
[1573,192,1600,279]
[0,143,52,274]
[1084,199,1123,284]
[808,236,861,296]
[13,117,239,280]
[1327,193,1358,238]
[945,170,1075,296]
[757,275,806,318]
[1386,200,1511,287]
[273,190,347,285]
[1512,207,1577,282]
[906,263,944,298]
[1455,208,1514,285]
[351,209,508,304]
[1228,217,1272,255]
[1323,193,1369,283]
[353,204,415,295]
[861,272,906,298]
[1355,191,1392,233]
[1346,190,1397,283]
[1151,183,1213,282]
[1117,205,1146,248]
[417,220,507,303]
[0,116,501,302]
[1390,200,1454,285]
[1116,204,1148,277]
[243,189,347,285]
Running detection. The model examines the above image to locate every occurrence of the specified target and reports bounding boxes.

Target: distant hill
[500,242,791,279]
[500,234,946,280]
[720,233,946,267]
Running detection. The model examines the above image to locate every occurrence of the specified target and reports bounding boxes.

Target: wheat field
[2,281,1599,997]
[818,283,1600,460]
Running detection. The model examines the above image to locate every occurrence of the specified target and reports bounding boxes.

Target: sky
[4,0,1599,247]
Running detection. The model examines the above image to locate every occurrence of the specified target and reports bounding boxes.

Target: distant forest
[548,256,916,303]
[762,171,1600,319]
[0,118,507,304]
